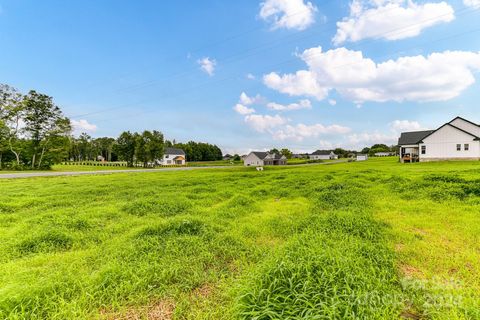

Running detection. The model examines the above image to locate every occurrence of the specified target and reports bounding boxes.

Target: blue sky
[1,0,479,153]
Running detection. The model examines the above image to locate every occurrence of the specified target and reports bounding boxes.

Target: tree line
[0,84,71,169]
[0,84,224,170]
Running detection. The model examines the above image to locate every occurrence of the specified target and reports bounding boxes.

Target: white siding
[160,153,185,165]
[450,118,480,137]
[309,155,331,160]
[244,153,263,166]
[420,125,480,160]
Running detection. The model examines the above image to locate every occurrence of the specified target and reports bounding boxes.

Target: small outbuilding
[356,154,368,161]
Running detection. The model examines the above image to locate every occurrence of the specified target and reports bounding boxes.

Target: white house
[398,116,480,163]
[309,150,338,160]
[244,152,287,166]
[158,148,186,165]
[356,154,368,161]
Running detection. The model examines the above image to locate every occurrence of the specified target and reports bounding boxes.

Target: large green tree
[0,120,9,169]
[280,148,293,159]
[116,131,136,167]
[0,84,24,166]
[23,90,71,169]
[146,130,164,165]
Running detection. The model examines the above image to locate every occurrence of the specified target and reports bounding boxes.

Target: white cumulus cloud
[263,46,480,103]
[239,92,265,105]
[259,0,317,30]
[197,57,216,76]
[273,123,351,141]
[244,114,288,132]
[390,119,424,132]
[267,99,312,111]
[264,70,329,100]
[233,103,256,115]
[71,119,97,133]
[333,0,455,45]
[347,132,397,145]
[233,92,266,115]
[328,99,337,106]
[464,0,480,8]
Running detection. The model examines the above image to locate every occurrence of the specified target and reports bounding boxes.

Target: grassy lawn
[0,158,479,319]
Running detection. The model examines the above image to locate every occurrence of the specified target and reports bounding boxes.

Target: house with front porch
[398,117,480,163]
[158,148,186,165]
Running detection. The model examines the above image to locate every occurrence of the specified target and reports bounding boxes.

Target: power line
[69,5,479,120]
[88,25,480,127]
[67,0,423,106]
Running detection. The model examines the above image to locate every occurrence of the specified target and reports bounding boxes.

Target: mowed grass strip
[0,158,479,319]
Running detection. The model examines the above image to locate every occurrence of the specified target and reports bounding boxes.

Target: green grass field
[1,158,479,319]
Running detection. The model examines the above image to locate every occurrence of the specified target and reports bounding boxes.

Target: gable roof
[419,123,480,142]
[249,152,286,160]
[251,151,269,160]
[449,116,480,128]
[311,150,334,155]
[398,130,435,145]
[165,147,185,155]
[266,153,286,160]
[398,117,480,146]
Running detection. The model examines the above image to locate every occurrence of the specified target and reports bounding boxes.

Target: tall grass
[0,158,479,319]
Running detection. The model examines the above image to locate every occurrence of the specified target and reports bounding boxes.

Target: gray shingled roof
[311,150,334,155]
[165,147,185,155]
[397,130,434,145]
[251,151,269,160]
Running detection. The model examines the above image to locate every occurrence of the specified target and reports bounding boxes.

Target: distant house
[240,154,248,161]
[292,153,308,159]
[223,154,233,161]
[158,148,186,165]
[244,152,287,166]
[374,152,393,157]
[356,154,368,161]
[309,150,338,160]
[398,116,480,163]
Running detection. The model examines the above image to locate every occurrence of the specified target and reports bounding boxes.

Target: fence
[61,161,186,168]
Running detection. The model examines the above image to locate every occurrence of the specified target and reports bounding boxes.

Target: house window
[464,144,469,151]
[421,146,426,155]
[457,144,461,151]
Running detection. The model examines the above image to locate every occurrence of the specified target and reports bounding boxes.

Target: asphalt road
[0,166,233,179]
[0,160,348,179]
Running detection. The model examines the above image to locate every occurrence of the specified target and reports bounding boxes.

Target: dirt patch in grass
[102,299,176,320]
[400,264,424,278]
[400,309,422,319]
[192,283,214,299]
